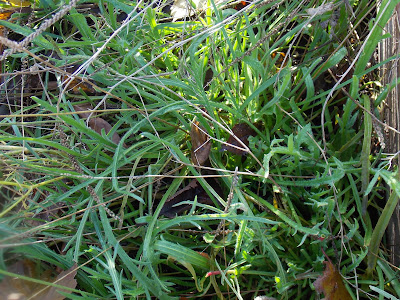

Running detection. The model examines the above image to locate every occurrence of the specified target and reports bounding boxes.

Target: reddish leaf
[313,261,352,300]
[234,0,249,10]
[221,123,256,155]
[0,260,77,300]
[191,120,211,166]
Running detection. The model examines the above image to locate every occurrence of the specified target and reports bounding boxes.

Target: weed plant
[0,0,399,299]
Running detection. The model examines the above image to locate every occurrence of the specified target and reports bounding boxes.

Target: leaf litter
[221,123,257,155]
[313,260,352,300]
[160,118,223,217]
[73,104,121,144]
[0,260,77,300]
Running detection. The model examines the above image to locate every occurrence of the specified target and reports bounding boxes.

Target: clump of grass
[0,0,399,299]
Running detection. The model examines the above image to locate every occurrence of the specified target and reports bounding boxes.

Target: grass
[0,0,400,299]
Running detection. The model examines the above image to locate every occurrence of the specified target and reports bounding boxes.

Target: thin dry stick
[57,124,121,222]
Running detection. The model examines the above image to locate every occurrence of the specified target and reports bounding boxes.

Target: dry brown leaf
[191,120,211,166]
[0,260,77,300]
[221,123,256,155]
[73,103,94,119]
[73,104,121,144]
[160,179,199,217]
[41,264,77,300]
[89,117,121,144]
[313,260,352,300]
[61,66,96,94]
[160,177,222,217]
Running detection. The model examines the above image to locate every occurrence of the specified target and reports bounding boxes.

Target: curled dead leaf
[221,123,256,155]
[313,260,352,300]
[191,120,211,166]
[160,179,200,217]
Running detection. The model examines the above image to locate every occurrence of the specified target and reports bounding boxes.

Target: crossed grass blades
[0,0,400,299]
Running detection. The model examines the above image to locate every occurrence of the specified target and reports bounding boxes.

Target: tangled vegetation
[0,0,399,299]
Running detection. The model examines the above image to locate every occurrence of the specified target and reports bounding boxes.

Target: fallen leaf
[73,104,121,144]
[73,103,94,119]
[0,260,77,300]
[234,0,249,10]
[89,117,121,144]
[41,264,77,300]
[0,11,13,22]
[160,179,201,217]
[313,260,352,300]
[160,178,222,217]
[271,51,287,68]
[61,64,96,95]
[221,123,256,155]
[191,120,211,166]
[63,76,96,94]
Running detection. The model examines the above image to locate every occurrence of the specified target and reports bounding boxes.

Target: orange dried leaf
[61,74,96,94]
[197,252,210,259]
[0,11,13,21]
[313,261,352,300]
[271,51,287,67]
[191,120,211,166]
[69,78,96,94]
[222,123,256,155]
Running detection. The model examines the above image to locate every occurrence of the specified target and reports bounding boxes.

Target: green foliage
[1,0,400,299]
